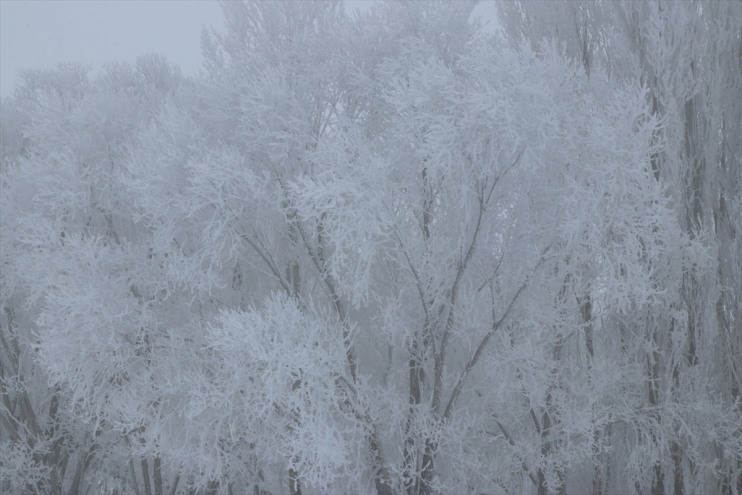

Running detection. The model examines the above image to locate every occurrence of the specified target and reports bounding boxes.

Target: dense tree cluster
[1,1,740,494]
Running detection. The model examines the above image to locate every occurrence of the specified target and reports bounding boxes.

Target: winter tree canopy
[1,1,740,494]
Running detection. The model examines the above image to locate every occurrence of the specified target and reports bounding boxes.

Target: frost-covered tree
[2,1,739,494]
[1,56,183,494]
[500,1,742,494]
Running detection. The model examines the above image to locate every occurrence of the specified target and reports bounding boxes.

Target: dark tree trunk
[141,458,152,495]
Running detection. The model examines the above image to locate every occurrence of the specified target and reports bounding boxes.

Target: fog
[0,0,497,98]
[0,0,224,97]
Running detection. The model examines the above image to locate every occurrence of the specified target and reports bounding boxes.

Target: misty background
[0,0,498,98]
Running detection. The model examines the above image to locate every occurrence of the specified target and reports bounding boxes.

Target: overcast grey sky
[0,0,224,97]
[1,0,497,98]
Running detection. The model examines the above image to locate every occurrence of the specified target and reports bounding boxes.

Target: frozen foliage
[1,1,740,494]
